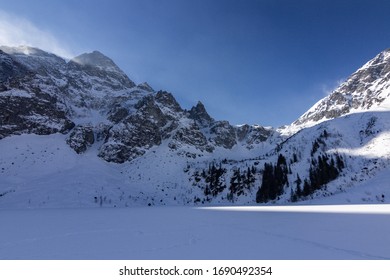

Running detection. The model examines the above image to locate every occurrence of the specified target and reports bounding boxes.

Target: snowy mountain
[1,45,390,208]
[293,48,390,129]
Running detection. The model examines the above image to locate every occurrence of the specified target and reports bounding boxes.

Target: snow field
[0,205,389,260]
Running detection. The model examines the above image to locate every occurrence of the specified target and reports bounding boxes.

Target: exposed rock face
[107,107,129,123]
[170,122,213,152]
[66,125,95,154]
[236,124,272,148]
[188,101,214,126]
[209,121,237,149]
[0,50,29,84]
[295,48,390,127]
[0,89,74,139]
[0,45,273,163]
[137,82,154,92]
[99,94,171,162]
[155,90,183,114]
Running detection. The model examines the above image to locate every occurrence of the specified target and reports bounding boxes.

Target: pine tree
[304,153,343,197]
[256,154,289,203]
[256,163,274,203]
[322,129,329,139]
[251,165,257,174]
[203,162,226,197]
[292,153,298,163]
[295,174,302,191]
[302,179,311,197]
[311,140,322,156]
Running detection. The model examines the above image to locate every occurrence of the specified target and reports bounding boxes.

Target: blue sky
[1,0,390,127]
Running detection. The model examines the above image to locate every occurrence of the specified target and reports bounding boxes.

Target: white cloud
[0,10,74,58]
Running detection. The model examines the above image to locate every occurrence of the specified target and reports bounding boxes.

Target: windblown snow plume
[0,10,74,59]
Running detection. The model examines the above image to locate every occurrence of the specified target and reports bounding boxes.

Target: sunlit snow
[0,205,389,260]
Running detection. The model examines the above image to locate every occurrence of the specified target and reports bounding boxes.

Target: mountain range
[1,45,389,208]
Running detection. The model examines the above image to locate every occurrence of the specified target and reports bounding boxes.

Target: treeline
[256,151,345,203]
[193,132,346,204]
[227,166,256,200]
[291,153,344,201]
[194,162,257,202]
[203,163,226,197]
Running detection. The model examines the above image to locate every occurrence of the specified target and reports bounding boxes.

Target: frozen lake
[1,205,389,260]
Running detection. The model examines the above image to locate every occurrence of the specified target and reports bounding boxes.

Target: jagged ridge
[0,46,272,163]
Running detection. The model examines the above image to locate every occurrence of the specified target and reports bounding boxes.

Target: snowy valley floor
[0,205,389,260]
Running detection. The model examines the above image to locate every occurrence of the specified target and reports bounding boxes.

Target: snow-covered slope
[1,45,390,208]
[1,110,389,208]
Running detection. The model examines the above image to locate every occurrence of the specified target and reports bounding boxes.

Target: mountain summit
[68,50,136,89]
[71,51,122,72]
[294,48,390,128]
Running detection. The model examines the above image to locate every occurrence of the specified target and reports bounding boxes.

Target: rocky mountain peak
[188,101,214,126]
[68,50,135,89]
[293,48,390,128]
[137,82,154,92]
[364,48,390,67]
[70,50,121,72]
